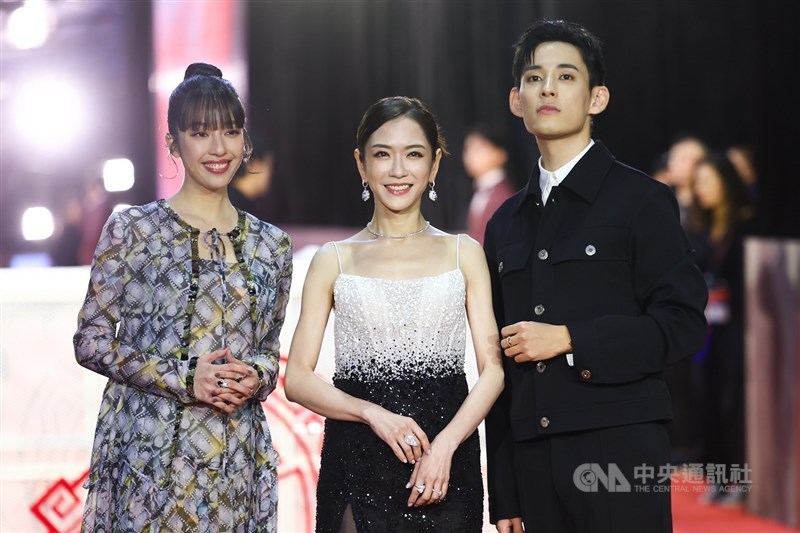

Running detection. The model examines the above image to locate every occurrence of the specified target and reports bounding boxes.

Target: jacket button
[534,304,545,316]
[580,369,592,380]
[538,249,549,260]
[540,417,550,428]
[585,244,597,256]
[536,361,546,373]
[498,262,504,273]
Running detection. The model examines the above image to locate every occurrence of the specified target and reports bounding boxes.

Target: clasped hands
[193,348,261,413]
[364,405,450,507]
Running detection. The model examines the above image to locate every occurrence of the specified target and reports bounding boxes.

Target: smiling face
[355,116,441,214]
[509,41,608,144]
[170,126,244,193]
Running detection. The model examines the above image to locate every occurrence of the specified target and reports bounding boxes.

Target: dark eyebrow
[370,143,428,150]
[523,63,581,73]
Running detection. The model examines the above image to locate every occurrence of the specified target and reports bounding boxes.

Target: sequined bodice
[333,270,466,382]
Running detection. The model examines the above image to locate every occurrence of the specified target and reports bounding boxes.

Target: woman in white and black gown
[285,96,504,532]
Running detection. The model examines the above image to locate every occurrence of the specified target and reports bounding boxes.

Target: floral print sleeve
[73,210,195,403]
[247,228,292,402]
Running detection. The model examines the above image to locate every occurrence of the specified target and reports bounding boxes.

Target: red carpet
[673,480,798,533]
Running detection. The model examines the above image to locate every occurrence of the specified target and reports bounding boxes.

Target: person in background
[726,143,758,205]
[285,96,504,532]
[691,152,753,506]
[463,124,517,245]
[666,134,708,225]
[228,129,274,217]
[51,195,85,266]
[484,20,708,533]
[73,62,291,532]
[78,175,113,265]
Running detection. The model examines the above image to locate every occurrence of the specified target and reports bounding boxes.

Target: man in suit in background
[484,19,708,533]
[463,124,517,245]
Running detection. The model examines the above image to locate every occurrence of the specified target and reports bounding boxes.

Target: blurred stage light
[21,207,54,241]
[103,158,135,192]
[11,75,90,153]
[113,203,132,212]
[5,0,55,50]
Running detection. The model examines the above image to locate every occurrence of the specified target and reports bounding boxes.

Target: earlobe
[429,148,443,182]
[354,149,367,180]
[165,133,178,156]
[509,88,524,118]
[589,86,610,116]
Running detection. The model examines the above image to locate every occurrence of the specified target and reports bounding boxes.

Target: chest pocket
[549,226,629,264]
[497,242,533,279]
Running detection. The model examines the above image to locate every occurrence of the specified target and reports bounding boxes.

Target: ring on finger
[505,336,513,348]
[217,379,228,388]
[432,488,443,497]
[404,434,420,447]
[414,483,425,494]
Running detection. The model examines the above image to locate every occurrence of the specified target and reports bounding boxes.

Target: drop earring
[428,181,438,202]
[361,181,371,202]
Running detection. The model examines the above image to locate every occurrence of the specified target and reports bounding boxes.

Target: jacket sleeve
[566,185,708,383]
[484,216,522,522]
[73,211,196,402]
[247,233,293,402]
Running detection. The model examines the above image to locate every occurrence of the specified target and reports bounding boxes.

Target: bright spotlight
[12,75,90,152]
[6,0,55,50]
[113,203,132,212]
[103,158,135,192]
[21,206,54,241]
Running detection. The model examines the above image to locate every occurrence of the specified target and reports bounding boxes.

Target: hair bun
[184,62,223,80]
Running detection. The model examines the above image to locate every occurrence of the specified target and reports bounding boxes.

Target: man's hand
[500,321,572,364]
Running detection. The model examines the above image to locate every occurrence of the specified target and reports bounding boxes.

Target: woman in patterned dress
[73,63,292,532]
[285,96,504,532]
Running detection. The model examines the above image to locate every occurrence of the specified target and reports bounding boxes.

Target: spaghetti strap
[456,234,461,270]
[332,241,343,273]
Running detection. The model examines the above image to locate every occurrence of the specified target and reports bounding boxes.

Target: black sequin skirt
[315,373,483,532]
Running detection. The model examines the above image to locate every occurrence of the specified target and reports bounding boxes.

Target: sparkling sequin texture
[316,268,483,532]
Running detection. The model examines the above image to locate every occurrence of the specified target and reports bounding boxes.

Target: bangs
[175,91,245,132]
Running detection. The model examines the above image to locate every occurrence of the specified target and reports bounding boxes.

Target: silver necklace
[366,221,430,239]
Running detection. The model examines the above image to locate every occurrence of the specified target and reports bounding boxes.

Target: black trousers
[514,422,673,533]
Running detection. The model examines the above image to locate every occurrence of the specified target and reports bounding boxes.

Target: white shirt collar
[538,140,595,200]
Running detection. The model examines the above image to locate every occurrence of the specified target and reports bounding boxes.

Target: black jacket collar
[514,141,616,214]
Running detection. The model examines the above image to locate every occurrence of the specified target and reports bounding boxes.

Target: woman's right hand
[362,404,430,464]
[192,349,250,413]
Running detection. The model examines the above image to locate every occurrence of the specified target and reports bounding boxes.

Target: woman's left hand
[203,349,261,411]
[405,441,453,507]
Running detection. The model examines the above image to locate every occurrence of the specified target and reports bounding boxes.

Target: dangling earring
[428,181,438,202]
[361,181,371,202]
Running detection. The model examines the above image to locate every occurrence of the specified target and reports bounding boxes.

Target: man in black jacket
[484,20,708,533]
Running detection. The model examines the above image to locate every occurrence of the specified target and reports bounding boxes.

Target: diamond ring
[404,434,420,447]
[415,484,426,494]
[217,379,228,388]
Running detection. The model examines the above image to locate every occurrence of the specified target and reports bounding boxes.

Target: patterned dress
[315,237,484,532]
[73,200,292,532]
